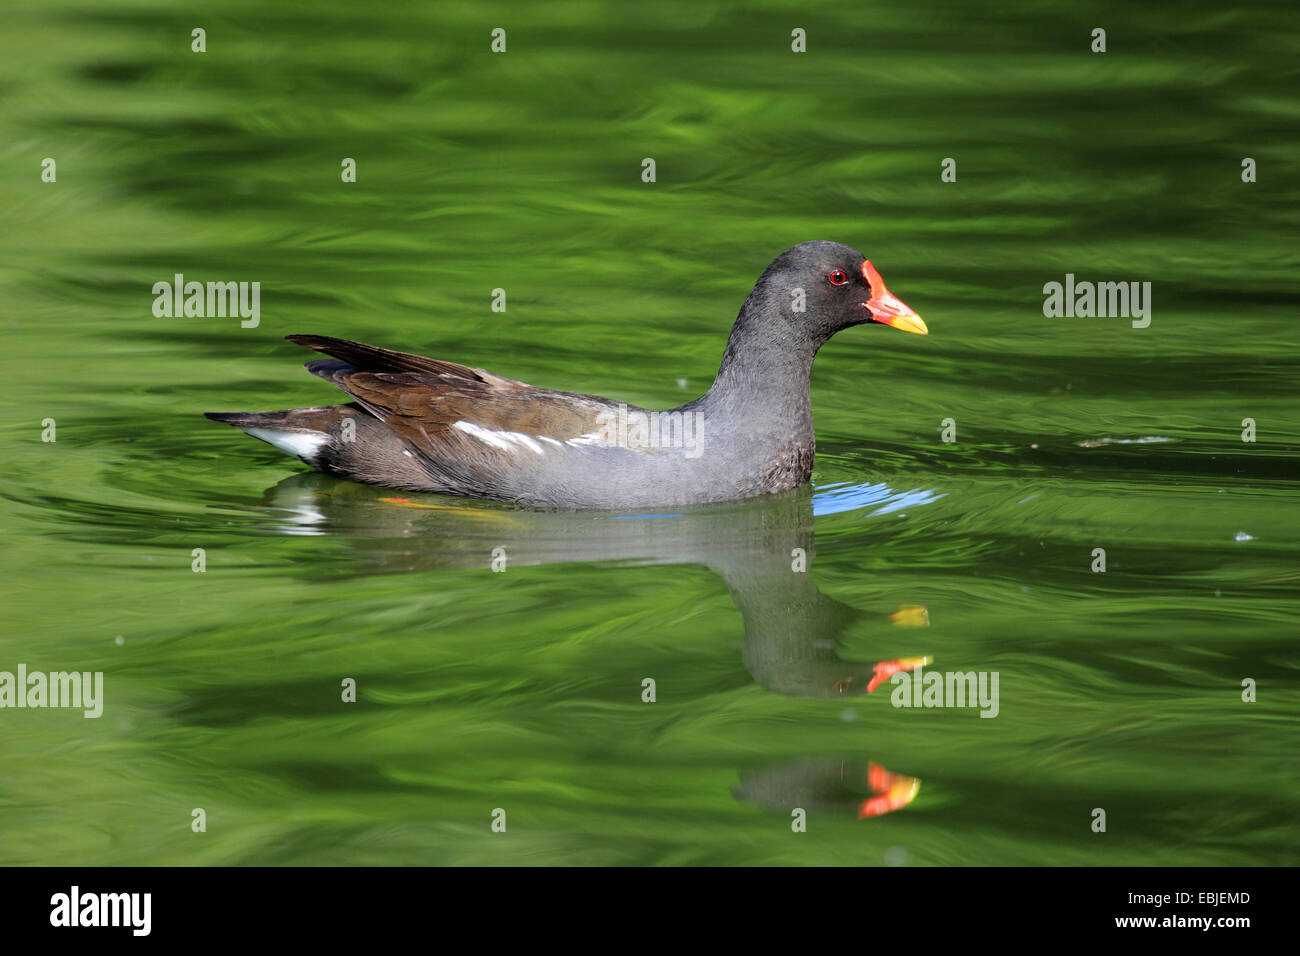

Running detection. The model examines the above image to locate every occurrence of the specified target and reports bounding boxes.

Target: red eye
[830,270,848,285]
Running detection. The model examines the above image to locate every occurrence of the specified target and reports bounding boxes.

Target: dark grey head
[744,240,928,349]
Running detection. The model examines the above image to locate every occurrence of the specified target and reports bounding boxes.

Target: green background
[1,0,1297,865]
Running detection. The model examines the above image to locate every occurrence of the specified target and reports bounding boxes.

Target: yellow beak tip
[889,315,928,335]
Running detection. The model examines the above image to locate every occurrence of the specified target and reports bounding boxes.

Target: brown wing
[286,334,617,462]
[285,334,519,384]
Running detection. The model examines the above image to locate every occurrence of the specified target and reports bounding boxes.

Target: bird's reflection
[734,758,920,820]
[254,474,929,818]
[258,473,930,698]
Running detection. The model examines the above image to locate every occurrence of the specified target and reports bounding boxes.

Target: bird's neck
[696,297,819,452]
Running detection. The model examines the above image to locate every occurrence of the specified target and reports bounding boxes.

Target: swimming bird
[205,240,927,508]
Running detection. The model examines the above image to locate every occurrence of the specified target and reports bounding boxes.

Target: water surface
[1,0,1298,865]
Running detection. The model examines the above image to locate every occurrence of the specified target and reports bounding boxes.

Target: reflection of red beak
[866,654,932,693]
[863,260,928,335]
[858,761,921,818]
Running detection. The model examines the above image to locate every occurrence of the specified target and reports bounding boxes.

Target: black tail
[204,405,368,428]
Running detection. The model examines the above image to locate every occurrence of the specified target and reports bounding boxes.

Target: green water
[2,0,1298,865]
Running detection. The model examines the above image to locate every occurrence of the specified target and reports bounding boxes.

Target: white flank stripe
[452,420,546,455]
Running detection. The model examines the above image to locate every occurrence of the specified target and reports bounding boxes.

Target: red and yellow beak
[863,260,928,335]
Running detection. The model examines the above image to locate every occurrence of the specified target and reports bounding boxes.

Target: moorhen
[206,241,927,508]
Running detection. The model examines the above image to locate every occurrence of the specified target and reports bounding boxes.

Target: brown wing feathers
[285,334,489,381]
[285,334,607,447]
